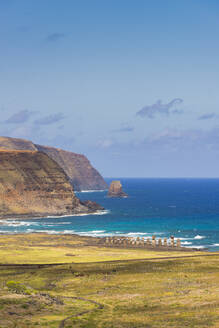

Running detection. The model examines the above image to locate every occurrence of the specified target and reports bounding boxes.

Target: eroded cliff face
[36,145,107,191]
[0,136,107,191]
[0,150,97,218]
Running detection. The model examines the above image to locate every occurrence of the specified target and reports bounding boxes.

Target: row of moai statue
[103,235,181,248]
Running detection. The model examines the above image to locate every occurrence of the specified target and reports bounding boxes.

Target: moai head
[152,235,156,246]
[158,238,162,246]
[163,238,167,246]
[170,236,175,247]
[176,238,181,248]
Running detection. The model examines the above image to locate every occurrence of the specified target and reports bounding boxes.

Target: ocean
[1,178,219,251]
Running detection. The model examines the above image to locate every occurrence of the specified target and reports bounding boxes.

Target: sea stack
[107,180,128,198]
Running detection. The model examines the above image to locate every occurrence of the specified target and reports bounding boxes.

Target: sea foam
[76,190,107,193]
[186,245,206,249]
[0,220,39,227]
[194,235,205,240]
[181,241,192,245]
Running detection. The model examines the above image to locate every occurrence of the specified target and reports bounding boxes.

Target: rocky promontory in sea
[107,180,128,198]
[0,136,107,191]
[0,149,103,218]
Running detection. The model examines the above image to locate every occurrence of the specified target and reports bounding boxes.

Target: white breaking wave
[126,232,150,236]
[94,210,110,215]
[62,230,77,234]
[179,237,194,240]
[0,230,19,234]
[46,214,78,218]
[76,190,107,193]
[44,222,71,226]
[26,229,34,233]
[181,241,192,245]
[0,220,39,227]
[186,245,206,249]
[213,243,219,246]
[77,231,116,237]
[33,230,63,234]
[194,235,205,240]
[45,210,109,219]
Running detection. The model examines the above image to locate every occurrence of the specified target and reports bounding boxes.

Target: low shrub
[6,281,32,295]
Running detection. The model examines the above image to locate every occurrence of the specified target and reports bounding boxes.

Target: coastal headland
[0,149,103,218]
[0,136,107,191]
[0,233,218,327]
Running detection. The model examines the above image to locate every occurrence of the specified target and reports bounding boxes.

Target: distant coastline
[1,179,219,251]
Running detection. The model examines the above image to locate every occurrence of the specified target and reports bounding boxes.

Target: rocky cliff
[107,180,128,198]
[0,136,107,191]
[0,149,102,218]
[36,144,107,191]
[0,136,37,151]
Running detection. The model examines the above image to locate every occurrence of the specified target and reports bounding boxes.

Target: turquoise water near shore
[1,178,219,251]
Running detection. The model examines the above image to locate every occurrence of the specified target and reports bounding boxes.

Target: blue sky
[0,0,219,177]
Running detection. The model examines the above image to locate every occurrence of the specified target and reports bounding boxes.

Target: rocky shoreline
[0,207,105,221]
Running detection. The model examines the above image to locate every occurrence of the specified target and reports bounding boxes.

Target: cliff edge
[0,136,107,191]
[36,144,107,191]
[107,180,128,198]
[0,150,103,218]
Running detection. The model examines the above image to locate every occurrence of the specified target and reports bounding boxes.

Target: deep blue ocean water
[1,178,219,251]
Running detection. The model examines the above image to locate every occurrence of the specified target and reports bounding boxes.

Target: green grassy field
[0,234,218,328]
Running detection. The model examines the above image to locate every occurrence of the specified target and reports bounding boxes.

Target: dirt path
[59,296,104,328]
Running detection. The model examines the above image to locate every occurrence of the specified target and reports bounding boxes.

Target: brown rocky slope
[0,136,107,191]
[0,149,103,218]
[36,144,107,191]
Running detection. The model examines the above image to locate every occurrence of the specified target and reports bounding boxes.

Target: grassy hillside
[0,234,218,328]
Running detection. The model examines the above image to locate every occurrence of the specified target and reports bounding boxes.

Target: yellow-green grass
[0,233,207,264]
[0,255,219,327]
[0,244,207,264]
[0,233,219,328]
